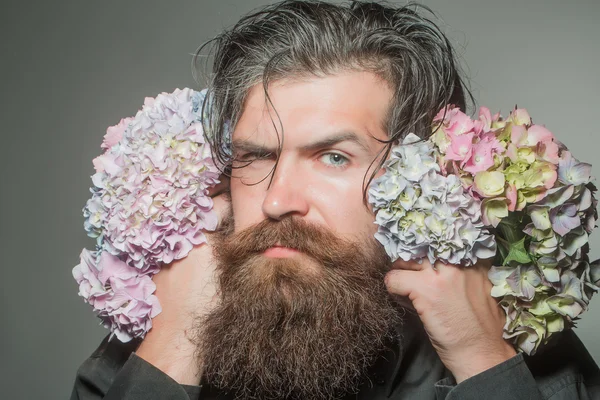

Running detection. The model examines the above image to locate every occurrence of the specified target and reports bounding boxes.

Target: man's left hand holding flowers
[385,258,516,383]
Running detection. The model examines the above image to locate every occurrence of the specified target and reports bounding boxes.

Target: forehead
[233,70,392,146]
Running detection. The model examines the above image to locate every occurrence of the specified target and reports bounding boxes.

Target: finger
[384,269,421,297]
[208,174,230,198]
[391,257,429,271]
[211,194,232,230]
[391,294,416,311]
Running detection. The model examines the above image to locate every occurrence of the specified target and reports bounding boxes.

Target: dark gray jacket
[71,313,600,399]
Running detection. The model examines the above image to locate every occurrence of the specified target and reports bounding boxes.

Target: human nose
[261,159,310,220]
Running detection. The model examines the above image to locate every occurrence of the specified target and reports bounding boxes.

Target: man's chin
[198,264,400,399]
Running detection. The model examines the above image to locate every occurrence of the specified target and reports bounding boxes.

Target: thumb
[384,269,422,298]
[211,193,231,230]
[209,175,231,231]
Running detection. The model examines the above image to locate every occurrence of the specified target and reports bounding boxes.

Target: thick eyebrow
[231,140,277,156]
[232,131,371,156]
[299,131,370,154]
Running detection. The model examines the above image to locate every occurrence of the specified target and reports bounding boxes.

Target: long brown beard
[197,216,401,400]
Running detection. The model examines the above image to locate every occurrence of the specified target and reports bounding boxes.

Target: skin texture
[229,71,391,237]
[137,71,515,386]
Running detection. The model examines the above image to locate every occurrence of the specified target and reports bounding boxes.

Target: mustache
[218,216,370,269]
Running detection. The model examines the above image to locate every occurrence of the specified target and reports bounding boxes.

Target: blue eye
[320,152,349,167]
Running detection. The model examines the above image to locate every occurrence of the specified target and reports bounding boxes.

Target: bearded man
[71,1,600,399]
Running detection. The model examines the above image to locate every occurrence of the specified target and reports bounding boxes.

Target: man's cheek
[229,189,264,233]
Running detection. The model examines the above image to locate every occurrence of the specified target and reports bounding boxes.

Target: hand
[384,258,516,383]
[136,177,230,385]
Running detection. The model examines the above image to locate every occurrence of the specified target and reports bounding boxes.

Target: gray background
[1,0,598,399]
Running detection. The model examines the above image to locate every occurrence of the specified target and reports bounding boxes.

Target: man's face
[230,70,392,241]
[199,71,400,400]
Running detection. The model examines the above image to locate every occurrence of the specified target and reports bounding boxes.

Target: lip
[262,245,301,258]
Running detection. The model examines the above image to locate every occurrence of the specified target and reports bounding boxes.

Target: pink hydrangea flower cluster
[371,105,600,355]
[435,106,599,354]
[73,88,221,342]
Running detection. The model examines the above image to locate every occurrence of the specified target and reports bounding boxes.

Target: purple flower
[369,134,496,266]
[558,151,592,186]
[73,249,161,342]
[550,204,580,236]
[75,88,220,341]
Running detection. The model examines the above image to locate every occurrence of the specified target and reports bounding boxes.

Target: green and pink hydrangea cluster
[73,88,221,342]
[370,105,600,355]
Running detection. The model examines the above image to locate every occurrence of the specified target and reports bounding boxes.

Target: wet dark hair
[194,0,470,196]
